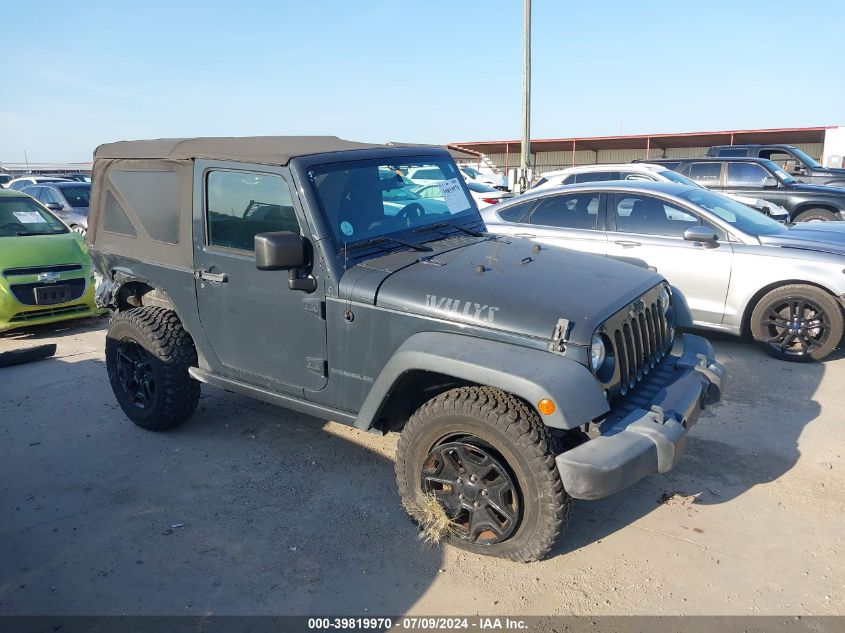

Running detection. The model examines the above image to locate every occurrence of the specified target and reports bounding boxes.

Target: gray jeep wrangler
[88,136,725,562]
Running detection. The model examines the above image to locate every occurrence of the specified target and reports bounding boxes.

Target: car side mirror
[254,231,316,292]
[683,225,719,247]
[44,202,62,211]
[762,176,778,188]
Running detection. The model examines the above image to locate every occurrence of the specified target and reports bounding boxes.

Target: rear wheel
[395,387,570,562]
[750,284,844,362]
[793,208,839,222]
[105,306,200,430]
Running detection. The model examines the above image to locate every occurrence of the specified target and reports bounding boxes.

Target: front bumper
[555,333,725,500]
[0,274,101,333]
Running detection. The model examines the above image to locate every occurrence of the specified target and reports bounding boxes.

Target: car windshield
[790,148,821,169]
[679,188,786,237]
[656,169,699,187]
[461,166,481,178]
[59,184,90,208]
[308,156,479,246]
[759,159,796,184]
[0,197,68,236]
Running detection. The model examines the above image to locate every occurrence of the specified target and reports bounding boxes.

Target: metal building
[450,125,845,176]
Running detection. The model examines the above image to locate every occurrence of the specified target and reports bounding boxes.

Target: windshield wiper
[346,235,432,252]
[413,221,484,237]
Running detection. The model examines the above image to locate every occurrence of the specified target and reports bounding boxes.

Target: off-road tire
[793,208,839,222]
[105,306,200,430]
[750,284,844,362]
[395,386,570,562]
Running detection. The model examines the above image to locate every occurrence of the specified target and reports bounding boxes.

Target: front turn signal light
[538,399,556,416]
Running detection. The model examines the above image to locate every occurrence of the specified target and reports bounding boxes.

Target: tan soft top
[93,136,431,166]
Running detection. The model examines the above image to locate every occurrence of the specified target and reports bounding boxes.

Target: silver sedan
[482,180,845,362]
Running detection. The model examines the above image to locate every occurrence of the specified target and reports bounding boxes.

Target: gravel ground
[0,317,843,616]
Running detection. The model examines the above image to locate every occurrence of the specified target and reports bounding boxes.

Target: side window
[688,162,722,185]
[613,194,701,238]
[561,175,577,185]
[573,171,617,183]
[206,170,299,252]
[717,148,748,157]
[760,150,803,174]
[525,193,601,230]
[726,162,771,187]
[41,188,62,205]
[497,200,536,222]
[621,172,656,181]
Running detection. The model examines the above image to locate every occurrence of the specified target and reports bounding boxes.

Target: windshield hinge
[550,318,572,353]
[306,357,327,376]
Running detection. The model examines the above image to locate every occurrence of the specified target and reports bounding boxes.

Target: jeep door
[192,161,327,392]
[605,192,733,327]
[506,191,608,256]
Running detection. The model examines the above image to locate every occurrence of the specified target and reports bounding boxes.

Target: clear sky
[2,0,843,163]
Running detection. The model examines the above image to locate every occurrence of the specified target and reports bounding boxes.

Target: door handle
[194,269,228,283]
[614,240,641,248]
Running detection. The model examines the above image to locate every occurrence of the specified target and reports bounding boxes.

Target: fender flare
[354,331,610,431]
[669,284,693,329]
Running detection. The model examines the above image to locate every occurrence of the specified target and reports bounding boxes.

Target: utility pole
[519,0,532,193]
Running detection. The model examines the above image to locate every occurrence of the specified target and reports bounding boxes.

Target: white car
[458,164,509,191]
[5,176,71,191]
[530,163,789,221]
[414,181,513,209]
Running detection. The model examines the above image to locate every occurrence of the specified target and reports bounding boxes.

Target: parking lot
[0,317,842,616]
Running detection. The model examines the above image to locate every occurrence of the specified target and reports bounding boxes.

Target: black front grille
[3,264,83,278]
[599,285,672,398]
[10,278,86,306]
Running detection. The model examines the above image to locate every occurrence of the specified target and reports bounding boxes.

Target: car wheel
[105,306,200,430]
[395,386,570,562]
[793,208,839,222]
[750,284,844,362]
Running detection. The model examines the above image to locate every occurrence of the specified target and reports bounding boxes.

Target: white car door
[507,191,608,256]
[605,192,733,327]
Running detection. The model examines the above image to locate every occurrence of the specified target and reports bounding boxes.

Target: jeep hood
[0,233,89,270]
[758,221,845,256]
[339,237,663,345]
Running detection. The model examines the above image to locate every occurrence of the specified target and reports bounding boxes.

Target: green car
[0,189,99,332]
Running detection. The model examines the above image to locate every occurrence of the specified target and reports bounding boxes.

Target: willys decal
[425,295,500,323]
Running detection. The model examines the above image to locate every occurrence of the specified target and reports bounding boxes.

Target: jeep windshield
[0,196,68,237]
[308,156,480,247]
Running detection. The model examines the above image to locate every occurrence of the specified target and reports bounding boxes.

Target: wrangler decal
[425,295,500,323]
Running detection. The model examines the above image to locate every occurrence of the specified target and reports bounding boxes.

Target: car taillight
[481,198,500,204]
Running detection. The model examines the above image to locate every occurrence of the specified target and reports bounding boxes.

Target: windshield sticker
[437,178,471,214]
[13,212,46,224]
[340,221,354,236]
[425,294,500,323]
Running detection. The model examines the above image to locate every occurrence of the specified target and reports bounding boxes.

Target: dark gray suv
[89,136,725,561]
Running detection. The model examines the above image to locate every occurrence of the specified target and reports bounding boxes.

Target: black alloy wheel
[421,438,520,544]
[751,284,844,362]
[115,339,156,409]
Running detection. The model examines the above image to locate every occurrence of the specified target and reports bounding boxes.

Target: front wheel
[395,387,570,562]
[750,284,844,362]
[793,208,839,222]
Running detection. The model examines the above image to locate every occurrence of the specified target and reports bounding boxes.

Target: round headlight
[659,286,671,313]
[590,333,606,372]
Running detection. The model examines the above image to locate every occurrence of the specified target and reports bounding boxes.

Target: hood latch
[550,318,572,353]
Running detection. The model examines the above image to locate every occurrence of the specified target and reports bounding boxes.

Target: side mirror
[255,231,317,292]
[44,202,62,211]
[762,176,778,188]
[683,225,719,247]
[255,231,307,271]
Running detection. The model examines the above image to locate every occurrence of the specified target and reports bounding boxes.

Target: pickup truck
[707,144,845,187]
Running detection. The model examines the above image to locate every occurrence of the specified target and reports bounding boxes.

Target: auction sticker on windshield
[13,212,46,223]
[437,178,471,214]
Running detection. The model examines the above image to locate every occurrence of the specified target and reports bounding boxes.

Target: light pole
[519,0,531,192]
